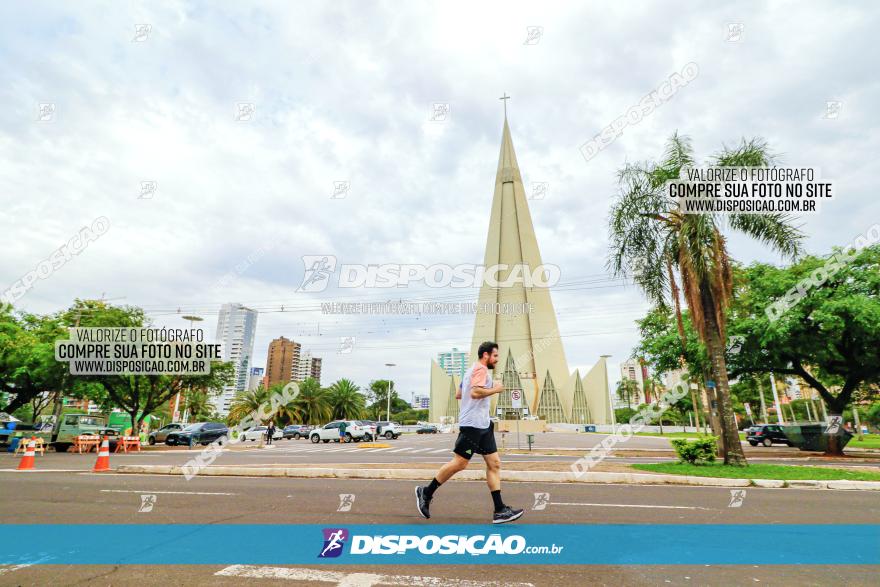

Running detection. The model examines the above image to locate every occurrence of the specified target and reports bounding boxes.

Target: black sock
[491,490,505,512]
[423,478,441,498]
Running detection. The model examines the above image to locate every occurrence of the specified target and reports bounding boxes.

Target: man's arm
[470,382,503,399]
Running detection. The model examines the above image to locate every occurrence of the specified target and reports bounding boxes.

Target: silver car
[148,423,184,445]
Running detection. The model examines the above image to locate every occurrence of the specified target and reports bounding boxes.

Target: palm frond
[728,214,804,260]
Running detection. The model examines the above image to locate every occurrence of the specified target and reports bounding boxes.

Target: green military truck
[1,413,119,452]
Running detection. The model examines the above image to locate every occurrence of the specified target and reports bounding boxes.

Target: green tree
[291,378,331,424]
[615,378,638,409]
[228,386,269,427]
[365,379,407,420]
[726,246,880,452]
[608,133,803,465]
[327,378,365,420]
[0,308,68,414]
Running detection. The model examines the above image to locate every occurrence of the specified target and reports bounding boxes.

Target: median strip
[115,464,880,490]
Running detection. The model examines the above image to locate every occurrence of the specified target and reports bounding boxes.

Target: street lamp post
[180,315,204,424]
[600,355,615,433]
[385,363,396,422]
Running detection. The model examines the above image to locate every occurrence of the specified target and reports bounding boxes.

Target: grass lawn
[845,436,880,450]
[632,462,880,482]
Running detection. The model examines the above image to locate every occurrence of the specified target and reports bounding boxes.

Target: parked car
[239,426,283,442]
[148,423,184,445]
[166,422,229,446]
[376,421,401,439]
[282,425,313,440]
[416,424,438,434]
[309,420,367,443]
[356,420,378,441]
[746,424,791,447]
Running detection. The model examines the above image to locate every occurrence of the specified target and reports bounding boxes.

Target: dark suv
[746,424,791,447]
[166,422,229,446]
[282,424,313,440]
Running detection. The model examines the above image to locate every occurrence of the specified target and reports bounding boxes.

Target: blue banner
[1,524,877,565]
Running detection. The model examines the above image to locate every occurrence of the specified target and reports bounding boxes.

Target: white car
[239,426,283,442]
[310,420,367,443]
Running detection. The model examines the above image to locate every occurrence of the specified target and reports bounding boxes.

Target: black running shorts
[453,421,497,459]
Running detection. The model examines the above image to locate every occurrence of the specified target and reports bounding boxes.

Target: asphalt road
[3,431,878,469]
[1,469,877,586]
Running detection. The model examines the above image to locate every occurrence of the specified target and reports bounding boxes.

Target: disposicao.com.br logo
[318,528,564,557]
[298,255,561,292]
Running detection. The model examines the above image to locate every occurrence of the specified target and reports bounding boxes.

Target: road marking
[387,448,414,453]
[0,564,33,575]
[430,448,450,454]
[550,502,710,510]
[215,565,535,586]
[100,489,236,496]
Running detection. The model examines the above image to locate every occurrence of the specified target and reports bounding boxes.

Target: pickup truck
[0,413,119,452]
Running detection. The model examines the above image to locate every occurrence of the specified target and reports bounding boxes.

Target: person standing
[338,420,348,443]
[266,421,276,445]
[415,341,524,524]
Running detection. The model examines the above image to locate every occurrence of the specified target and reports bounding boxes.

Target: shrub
[671,436,718,464]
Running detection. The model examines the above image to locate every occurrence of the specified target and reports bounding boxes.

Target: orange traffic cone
[93,436,111,472]
[17,438,36,471]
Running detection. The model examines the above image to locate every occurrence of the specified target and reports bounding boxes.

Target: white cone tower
[430,108,611,424]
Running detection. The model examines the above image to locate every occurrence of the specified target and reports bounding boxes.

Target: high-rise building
[265,337,301,388]
[412,393,430,409]
[437,348,468,378]
[619,359,648,406]
[248,367,265,391]
[310,356,322,384]
[429,114,611,424]
[213,303,258,415]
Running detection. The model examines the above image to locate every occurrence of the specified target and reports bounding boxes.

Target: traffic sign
[511,389,522,409]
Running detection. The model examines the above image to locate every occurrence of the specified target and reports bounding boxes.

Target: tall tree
[609,133,803,465]
[615,378,638,409]
[726,247,880,453]
[291,378,331,424]
[327,378,366,420]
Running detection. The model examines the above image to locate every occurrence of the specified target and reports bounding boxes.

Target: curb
[114,465,880,490]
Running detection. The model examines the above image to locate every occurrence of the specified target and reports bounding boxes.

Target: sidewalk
[116,463,880,491]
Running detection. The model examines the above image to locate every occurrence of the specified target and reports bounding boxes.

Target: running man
[415,341,524,524]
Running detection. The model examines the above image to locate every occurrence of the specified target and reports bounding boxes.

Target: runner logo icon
[318,528,349,558]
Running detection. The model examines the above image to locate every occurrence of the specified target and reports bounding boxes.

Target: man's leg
[481,433,523,524]
[435,453,470,485]
[415,453,470,519]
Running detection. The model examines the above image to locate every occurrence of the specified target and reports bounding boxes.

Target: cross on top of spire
[499,93,510,118]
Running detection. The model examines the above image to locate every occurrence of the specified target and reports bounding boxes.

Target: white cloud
[1,0,876,396]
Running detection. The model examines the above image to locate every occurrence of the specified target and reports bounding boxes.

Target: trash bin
[785,423,853,452]
[7,436,21,453]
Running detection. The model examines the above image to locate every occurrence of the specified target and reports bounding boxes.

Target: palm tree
[227,386,269,427]
[292,377,331,425]
[327,378,366,420]
[609,133,803,465]
[268,382,303,426]
[616,378,638,409]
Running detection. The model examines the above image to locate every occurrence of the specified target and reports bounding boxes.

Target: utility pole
[853,406,864,441]
[384,363,396,422]
[769,372,784,424]
[757,378,769,424]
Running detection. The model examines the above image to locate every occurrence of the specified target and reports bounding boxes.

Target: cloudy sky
[1,1,877,400]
